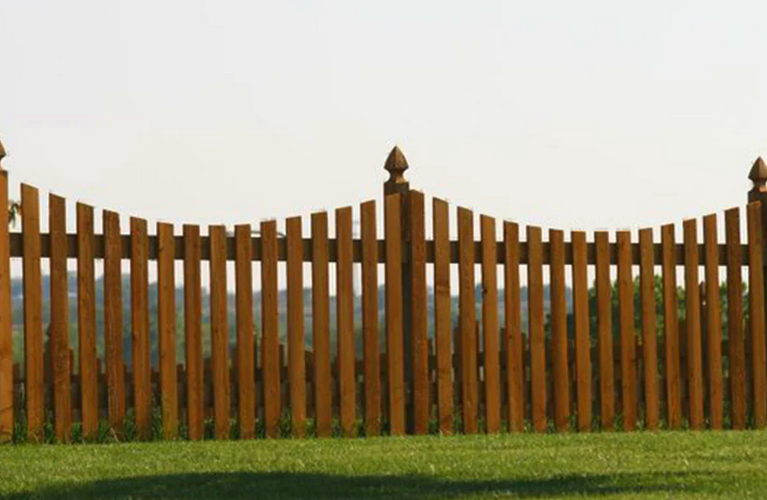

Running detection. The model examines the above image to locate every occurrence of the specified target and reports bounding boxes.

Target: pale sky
[1,1,766,234]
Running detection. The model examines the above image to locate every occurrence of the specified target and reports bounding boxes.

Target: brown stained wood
[130,217,151,440]
[385,195,405,435]
[571,231,591,432]
[311,212,331,438]
[549,229,569,432]
[0,169,11,441]
[21,185,43,441]
[595,231,614,431]
[49,194,71,442]
[505,222,524,433]
[410,192,429,435]
[209,225,230,439]
[639,228,659,430]
[480,215,501,434]
[103,210,125,435]
[616,231,636,431]
[458,208,478,434]
[683,219,705,430]
[747,202,767,428]
[235,224,256,439]
[361,201,381,437]
[336,207,356,437]
[76,203,98,438]
[261,220,280,438]
[433,199,453,434]
[183,225,204,440]
[702,214,723,429]
[527,225,546,433]
[661,224,682,429]
[725,208,746,429]
[286,218,306,437]
[157,223,178,439]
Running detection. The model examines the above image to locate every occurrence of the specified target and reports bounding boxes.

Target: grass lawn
[1,431,766,499]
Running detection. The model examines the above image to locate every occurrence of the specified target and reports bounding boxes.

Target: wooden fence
[1,141,767,442]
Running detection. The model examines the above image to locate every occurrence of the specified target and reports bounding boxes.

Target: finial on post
[384,146,409,196]
[0,137,5,169]
[749,157,767,194]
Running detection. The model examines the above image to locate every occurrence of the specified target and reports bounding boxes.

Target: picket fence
[1,140,767,442]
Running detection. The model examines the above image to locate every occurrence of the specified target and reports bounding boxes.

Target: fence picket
[725,208,746,430]
[361,200,381,437]
[639,228,659,430]
[661,223,682,429]
[50,194,71,441]
[311,212,332,437]
[104,210,125,436]
[702,214,723,429]
[549,228,569,432]
[617,231,636,431]
[336,207,356,437]
[572,231,591,432]
[236,224,256,439]
[480,215,501,433]
[433,199,453,434]
[183,224,204,440]
[76,202,98,439]
[385,194,405,435]
[410,192,429,435]
[261,220,280,438]
[130,217,151,439]
[595,231,614,431]
[527,225,546,433]
[459,207,478,434]
[683,219,704,430]
[0,165,10,441]
[158,222,178,439]
[504,222,524,433]
[747,202,767,428]
[209,225,230,439]
[286,218,306,437]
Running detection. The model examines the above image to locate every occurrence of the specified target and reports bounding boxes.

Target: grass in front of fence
[1,431,766,499]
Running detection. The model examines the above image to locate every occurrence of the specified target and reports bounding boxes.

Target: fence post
[748,156,767,343]
[383,146,413,432]
[0,138,12,442]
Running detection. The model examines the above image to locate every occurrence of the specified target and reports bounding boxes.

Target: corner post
[748,156,767,349]
[384,146,413,433]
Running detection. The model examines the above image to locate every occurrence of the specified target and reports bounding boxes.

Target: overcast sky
[1,1,766,235]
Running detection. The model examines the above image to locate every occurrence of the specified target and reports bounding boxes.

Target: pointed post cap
[383,146,409,195]
[749,156,767,193]
[0,137,5,164]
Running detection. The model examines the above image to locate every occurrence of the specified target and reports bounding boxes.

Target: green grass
[1,431,766,499]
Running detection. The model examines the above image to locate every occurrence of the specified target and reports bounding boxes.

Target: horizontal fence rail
[1,145,767,443]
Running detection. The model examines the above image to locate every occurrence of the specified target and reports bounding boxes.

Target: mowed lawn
[1,431,766,499]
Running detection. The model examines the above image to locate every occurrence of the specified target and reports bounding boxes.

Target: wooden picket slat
[433,199,453,434]
[549,228,569,432]
[209,225,230,439]
[361,201,381,437]
[702,214,723,429]
[595,231,614,431]
[0,167,11,441]
[311,212,332,438]
[103,210,125,435]
[528,225,546,433]
[480,215,501,433]
[661,223,682,429]
[183,224,204,440]
[261,220,280,438]
[336,207,356,437]
[235,224,256,439]
[157,222,178,439]
[130,217,151,439]
[725,208,746,430]
[638,228,659,430]
[410,191,429,435]
[76,202,98,438]
[571,231,591,432]
[617,231,636,431]
[286,218,306,437]
[458,207,478,434]
[385,194,405,435]
[504,222,524,433]
[21,184,43,441]
[683,219,704,430]
[49,194,71,441]
[747,202,767,428]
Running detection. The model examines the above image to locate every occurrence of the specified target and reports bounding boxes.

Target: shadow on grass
[1,470,711,499]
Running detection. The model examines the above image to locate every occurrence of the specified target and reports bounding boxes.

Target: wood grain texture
[286,218,306,437]
[0,170,11,441]
[158,222,178,439]
[702,214,723,429]
[410,191,429,435]
[480,215,501,433]
[595,231,614,431]
[433,199,453,434]
[505,222,524,433]
[747,202,767,428]
[130,217,151,440]
[571,231,591,432]
[261,220,280,438]
[76,202,98,439]
[49,194,71,441]
[209,225,230,439]
[549,228,569,432]
[661,224,682,429]
[361,201,381,437]
[527,225,546,433]
[458,207,478,434]
[617,231,636,431]
[683,219,704,430]
[725,208,746,430]
[103,210,125,436]
[311,212,331,438]
[183,225,204,440]
[385,194,405,435]
[638,228,659,431]
[336,207,356,437]
[235,224,256,439]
